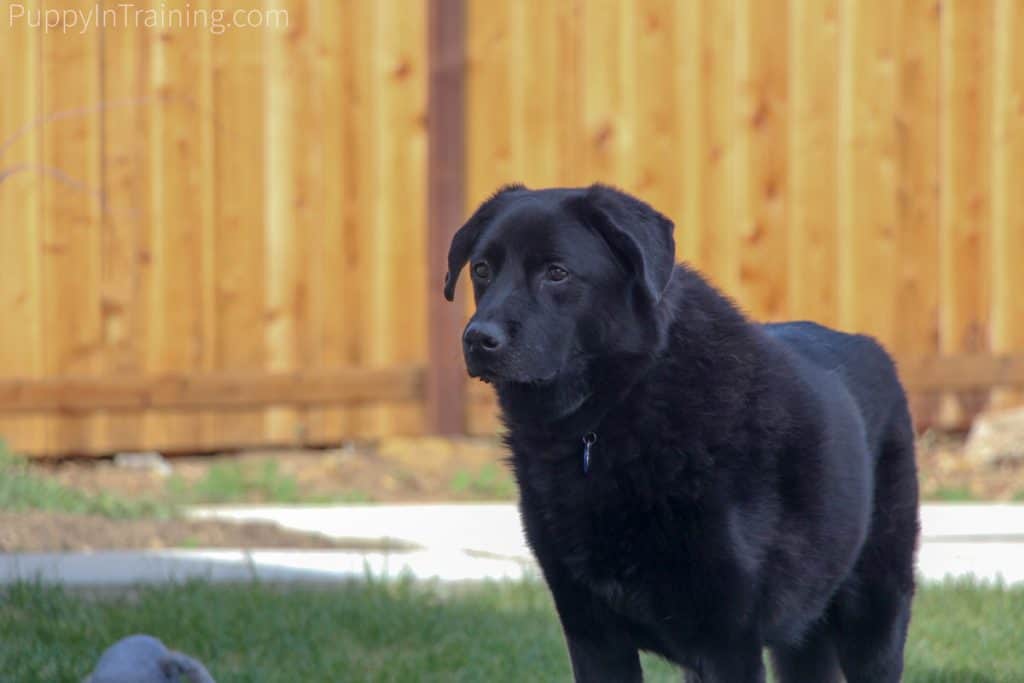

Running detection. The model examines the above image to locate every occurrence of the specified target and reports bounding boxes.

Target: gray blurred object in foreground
[84,634,215,683]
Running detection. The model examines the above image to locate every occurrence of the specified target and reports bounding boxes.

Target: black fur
[445,184,920,682]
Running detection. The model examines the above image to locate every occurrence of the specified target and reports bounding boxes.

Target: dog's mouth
[472,370,558,387]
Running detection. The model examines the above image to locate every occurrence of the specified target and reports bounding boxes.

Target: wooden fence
[1,0,1023,456]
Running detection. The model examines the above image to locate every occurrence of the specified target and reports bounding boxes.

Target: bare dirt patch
[6,433,1024,553]
[0,511,348,552]
[38,436,510,504]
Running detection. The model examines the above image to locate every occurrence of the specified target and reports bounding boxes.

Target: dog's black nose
[463,321,506,353]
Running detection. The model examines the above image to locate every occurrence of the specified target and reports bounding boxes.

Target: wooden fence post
[426,0,467,434]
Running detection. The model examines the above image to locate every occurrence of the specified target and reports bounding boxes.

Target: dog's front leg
[563,628,641,683]
[542,566,641,681]
[686,635,765,683]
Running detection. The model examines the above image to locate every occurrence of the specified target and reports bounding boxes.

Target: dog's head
[444,184,676,421]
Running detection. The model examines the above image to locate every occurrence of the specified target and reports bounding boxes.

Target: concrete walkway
[2,504,1023,586]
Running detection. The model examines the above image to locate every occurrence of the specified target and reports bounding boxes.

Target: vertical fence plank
[211,5,266,446]
[517,0,559,186]
[632,0,683,225]
[735,0,788,321]
[100,18,150,452]
[265,0,312,444]
[895,0,941,425]
[677,0,703,264]
[428,0,469,435]
[39,7,104,455]
[307,1,349,444]
[838,0,900,340]
[583,0,627,185]
[0,10,44,453]
[788,0,839,327]
[371,0,428,435]
[343,0,379,439]
[466,0,515,205]
[196,4,219,449]
[991,0,1024,408]
[142,7,209,451]
[696,0,738,294]
[555,0,585,186]
[939,0,995,423]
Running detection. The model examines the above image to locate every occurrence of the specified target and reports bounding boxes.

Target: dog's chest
[515,436,697,617]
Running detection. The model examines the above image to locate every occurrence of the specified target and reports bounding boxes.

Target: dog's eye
[546,265,569,282]
[472,262,491,280]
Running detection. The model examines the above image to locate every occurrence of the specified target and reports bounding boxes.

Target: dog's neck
[498,266,753,448]
[495,350,658,444]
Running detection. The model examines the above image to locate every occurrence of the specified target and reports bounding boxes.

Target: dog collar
[582,432,597,473]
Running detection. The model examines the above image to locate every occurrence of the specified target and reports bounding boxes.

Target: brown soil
[6,434,1024,553]
[40,436,509,504]
[0,511,349,552]
[35,433,1024,503]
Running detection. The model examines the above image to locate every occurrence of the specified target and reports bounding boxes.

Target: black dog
[444,184,919,682]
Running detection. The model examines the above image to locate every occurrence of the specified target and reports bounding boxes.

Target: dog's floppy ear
[568,184,676,304]
[443,183,526,301]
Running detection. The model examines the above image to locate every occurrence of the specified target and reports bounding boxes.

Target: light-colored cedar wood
[370,0,428,436]
[342,0,379,439]
[211,4,267,445]
[788,0,840,327]
[677,0,703,264]
[196,2,218,449]
[98,18,149,452]
[307,0,351,443]
[0,366,424,412]
[0,15,44,452]
[143,9,209,451]
[466,0,516,205]
[838,0,900,340]
[517,0,559,186]
[895,0,942,426]
[582,0,627,186]
[990,0,1024,408]
[735,0,789,322]
[264,0,312,443]
[631,0,683,230]
[899,354,1024,392]
[939,0,995,423]
[696,0,738,295]
[39,10,103,453]
[554,0,585,186]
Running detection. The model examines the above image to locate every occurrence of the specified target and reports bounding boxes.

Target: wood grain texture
[39,5,103,453]
[264,0,312,444]
[211,5,266,446]
[788,0,839,327]
[990,0,1024,408]
[99,15,150,452]
[0,367,424,412]
[0,11,44,452]
[696,0,738,295]
[939,0,995,422]
[838,0,900,339]
[3,1,1024,454]
[144,6,209,450]
[370,0,428,436]
[307,0,351,444]
[895,0,942,425]
[735,0,788,321]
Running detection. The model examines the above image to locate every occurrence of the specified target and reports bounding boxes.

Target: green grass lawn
[1,579,1020,683]
[0,442,173,520]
